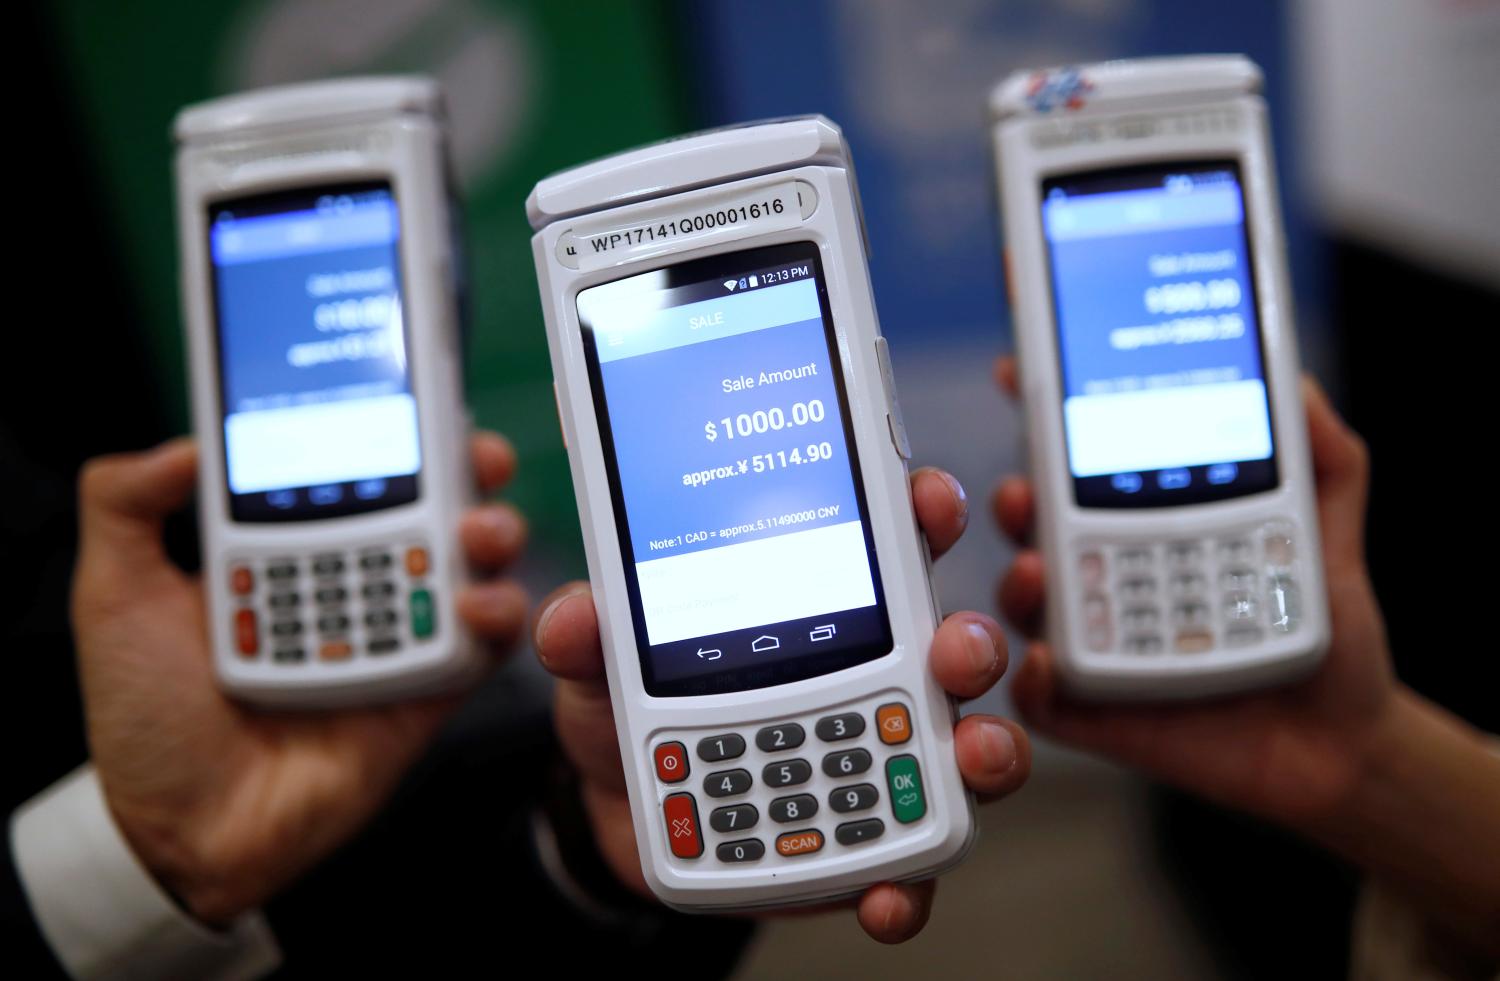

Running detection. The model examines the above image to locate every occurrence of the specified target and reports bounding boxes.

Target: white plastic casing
[991,56,1330,700]
[529,117,974,910]
[174,76,480,708]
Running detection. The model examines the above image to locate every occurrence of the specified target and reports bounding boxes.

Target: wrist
[12,766,282,978]
[98,784,243,928]
[1304,685,1421,839]
[1301,687,1500,955]
[536,762,659,924]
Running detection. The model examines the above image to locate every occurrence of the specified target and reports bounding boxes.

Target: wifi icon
[723,280,738,291]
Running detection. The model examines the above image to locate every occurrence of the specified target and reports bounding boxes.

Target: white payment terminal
[174,77,481,707]
[528,117,975,909]
[990,56,1330,699]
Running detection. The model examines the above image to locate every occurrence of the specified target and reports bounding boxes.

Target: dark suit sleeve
[2,826,71,979]
[262,718,754,978]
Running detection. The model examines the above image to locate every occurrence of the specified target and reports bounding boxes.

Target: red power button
[654,741,689,783]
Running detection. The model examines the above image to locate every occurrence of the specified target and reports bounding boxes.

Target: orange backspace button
[876,702,912,745]
[775,830,825,857]
[405,546,430,578]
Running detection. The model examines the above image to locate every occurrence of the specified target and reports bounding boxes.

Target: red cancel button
[654,741,689,783]
[662,793,703,859]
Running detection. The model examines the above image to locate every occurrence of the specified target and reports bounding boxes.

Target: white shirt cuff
[10,764,282,980]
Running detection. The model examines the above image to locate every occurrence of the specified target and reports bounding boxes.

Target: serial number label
[556,180,813,272]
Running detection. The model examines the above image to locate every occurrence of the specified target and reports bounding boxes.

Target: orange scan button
[775,830,825,857]
[319,641,353,661]
[876,703,912,745]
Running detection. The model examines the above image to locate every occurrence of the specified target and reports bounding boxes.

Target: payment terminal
[528,116,975,909]
[991,56,1330,699]
[174,76,480,707]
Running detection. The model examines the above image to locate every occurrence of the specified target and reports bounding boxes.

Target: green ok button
[885,754,926,824]
[409,589,435,639]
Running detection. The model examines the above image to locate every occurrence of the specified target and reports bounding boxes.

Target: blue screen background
[596,308,861,563]
[1048,221,1266,398]
[215,241,411,412]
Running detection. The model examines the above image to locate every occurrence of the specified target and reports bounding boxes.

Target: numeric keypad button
[1220,568,1257,593]
[829,784,879,813]
[716,839,764,863]
[359,552,393,572]
[1170,571,1207,595]
[815,713,865,742]
[365,609,398,629]
[1173,601,1211,629]
[1117,547,1154,574]
[268,592,300,610]
[270,619,303,638]
[835,819,885,846]
[1165,541,1203,566]
[1124,635,1164,655]
[311,554,345,577]
[1217,538,1253,565]
[822,749,872,778]
[317,613,351,634]
[266,561,298,582]
[755,723,805,752]
[762,759,812,788]
[1119,577,1156,603]
[362,581,395,601]
[696,734,746,762]
[769,794,818,824]
[709,804,758,833]
[1223,592,1258,622]
[704,768,752,798]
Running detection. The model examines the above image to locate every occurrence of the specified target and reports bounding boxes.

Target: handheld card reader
[174,77,480,707]
[528,117,975,910]
[990,56,1330,700]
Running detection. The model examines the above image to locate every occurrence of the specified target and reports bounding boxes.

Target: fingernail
[964,621,997,676]
[978,719,1017,774]
[533,594,569,665]
[477,506,523,547]
[943,472,969,526]
[534,585,591,666]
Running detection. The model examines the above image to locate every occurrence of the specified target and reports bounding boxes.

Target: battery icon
[748,274,759,288]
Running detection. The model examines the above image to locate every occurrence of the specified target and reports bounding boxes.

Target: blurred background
[5,0,1496,977]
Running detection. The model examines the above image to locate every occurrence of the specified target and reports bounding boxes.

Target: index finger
[77,437,198,563]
